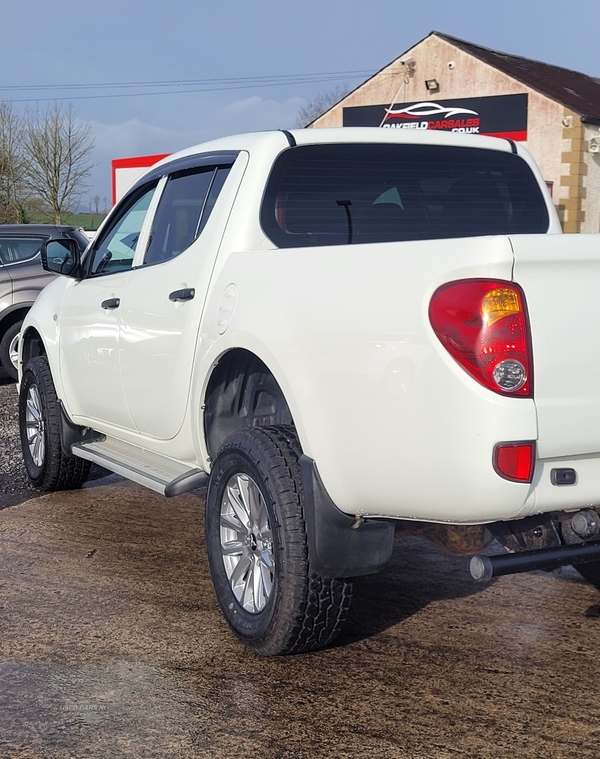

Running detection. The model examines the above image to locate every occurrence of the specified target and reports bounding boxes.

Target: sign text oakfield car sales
[343,93,528,141]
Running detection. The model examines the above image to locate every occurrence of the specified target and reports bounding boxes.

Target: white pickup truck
[17,127,600,655]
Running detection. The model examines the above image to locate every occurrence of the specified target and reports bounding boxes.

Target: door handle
[169,288,195,302]
[101,297,120,310]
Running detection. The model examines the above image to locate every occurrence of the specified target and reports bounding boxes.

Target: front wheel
[19,356,90,491]
[205,426,353,655]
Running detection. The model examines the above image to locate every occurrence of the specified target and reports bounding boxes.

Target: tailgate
[511,234,600,458]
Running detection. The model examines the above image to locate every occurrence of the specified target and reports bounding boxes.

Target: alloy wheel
[219,472,275,613]
[24,384,45,468]
[9,331,19,371]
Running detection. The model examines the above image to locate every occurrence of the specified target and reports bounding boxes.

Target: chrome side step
[71,438,207,497]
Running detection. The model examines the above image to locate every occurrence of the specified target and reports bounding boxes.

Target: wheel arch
[0,303,31,339]
[203,347,294,460]
[20,326,48,370]
[201,351,396,584]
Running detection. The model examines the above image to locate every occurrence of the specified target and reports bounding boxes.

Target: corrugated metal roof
[434,32,600,125]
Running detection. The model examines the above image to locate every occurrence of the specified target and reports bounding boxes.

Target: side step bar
[71,440,207,497]
[470,541,600,582]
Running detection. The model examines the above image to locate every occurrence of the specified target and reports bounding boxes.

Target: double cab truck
[17,127,600,655]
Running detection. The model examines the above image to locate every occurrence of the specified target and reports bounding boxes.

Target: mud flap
[300,455,395,578]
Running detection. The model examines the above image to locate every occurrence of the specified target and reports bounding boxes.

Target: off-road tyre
[0,320,22,381]
[205,425,353,656]
[19,356,91,491]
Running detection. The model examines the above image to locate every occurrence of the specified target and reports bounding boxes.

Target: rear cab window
[260,143,550,248]
[143,165,231,265]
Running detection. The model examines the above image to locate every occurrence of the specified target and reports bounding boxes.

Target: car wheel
[205,425,353,656]
[19,356,91,491]
[0,320,22,381]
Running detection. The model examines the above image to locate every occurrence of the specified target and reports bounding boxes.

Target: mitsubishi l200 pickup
[17,128,600,655]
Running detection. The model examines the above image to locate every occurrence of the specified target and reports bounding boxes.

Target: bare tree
[0,103,27,223]
[294,84,349,128]
[23,104,94,224]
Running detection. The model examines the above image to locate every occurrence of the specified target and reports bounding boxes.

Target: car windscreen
[260,143,550,248]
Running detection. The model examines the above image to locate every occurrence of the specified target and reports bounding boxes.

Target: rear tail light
[494,442,535,483]
[429,279,532,397]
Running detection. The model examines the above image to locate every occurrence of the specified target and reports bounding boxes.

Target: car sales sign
[343,93,528,140]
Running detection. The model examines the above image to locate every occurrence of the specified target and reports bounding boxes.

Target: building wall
[583,123,600,233]
[311,34,594,232]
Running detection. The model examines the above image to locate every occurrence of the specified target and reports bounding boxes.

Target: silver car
[0,224,89,380]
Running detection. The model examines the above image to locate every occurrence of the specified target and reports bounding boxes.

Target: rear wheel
[0,320,22,381]
[205,425,353,655]
[19,356,90,491]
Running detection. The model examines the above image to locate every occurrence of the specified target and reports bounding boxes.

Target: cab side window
[143,166,231,266]
[88,182,158,276]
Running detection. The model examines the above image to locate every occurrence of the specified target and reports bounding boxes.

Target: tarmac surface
[2,374,600,758]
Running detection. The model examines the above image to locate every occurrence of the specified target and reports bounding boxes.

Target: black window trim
[126,150,240,198]
[193,167,218,240]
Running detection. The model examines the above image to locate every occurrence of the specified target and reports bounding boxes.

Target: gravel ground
[0,371,109,509]
[0,373,40,509]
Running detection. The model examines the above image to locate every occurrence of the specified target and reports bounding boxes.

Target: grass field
[27,211,108,230]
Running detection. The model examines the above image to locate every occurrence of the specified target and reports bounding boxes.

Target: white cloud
[223,95,305,128]
[87,119,208,202]
[86,95,306,201]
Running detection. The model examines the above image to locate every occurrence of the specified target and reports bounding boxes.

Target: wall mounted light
[425,78,439,92]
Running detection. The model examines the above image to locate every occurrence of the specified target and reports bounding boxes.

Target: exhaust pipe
[470,541,600,582]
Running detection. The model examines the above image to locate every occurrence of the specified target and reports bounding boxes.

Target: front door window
[88,182,158,275]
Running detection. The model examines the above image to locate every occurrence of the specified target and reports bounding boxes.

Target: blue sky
[2,0,598,203]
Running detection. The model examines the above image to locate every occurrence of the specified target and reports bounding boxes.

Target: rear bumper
[523,453,600,516]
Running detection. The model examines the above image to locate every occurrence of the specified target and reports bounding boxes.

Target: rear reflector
[494,442,535,483]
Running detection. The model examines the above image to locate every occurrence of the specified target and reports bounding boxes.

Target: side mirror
[40,239,82,278]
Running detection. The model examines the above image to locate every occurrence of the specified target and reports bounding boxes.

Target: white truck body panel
[199,235,536,523]
[511,234,600,459]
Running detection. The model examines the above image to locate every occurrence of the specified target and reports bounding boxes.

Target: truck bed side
[200,234,539,523]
